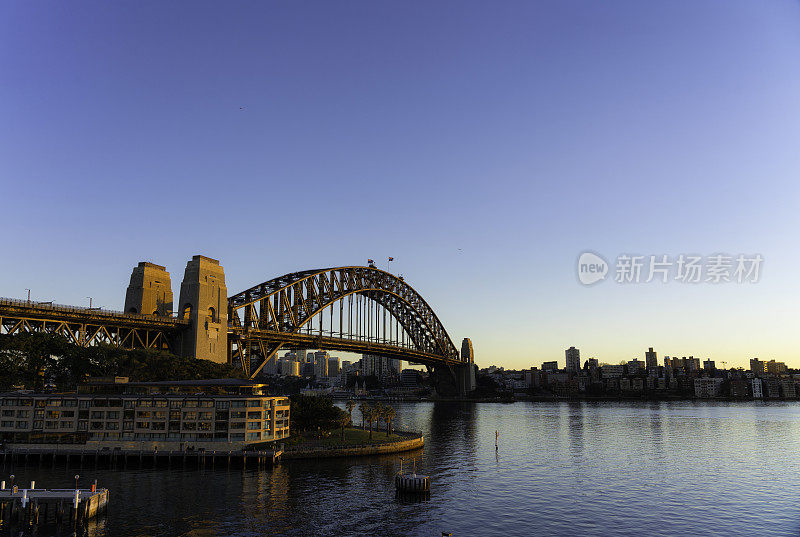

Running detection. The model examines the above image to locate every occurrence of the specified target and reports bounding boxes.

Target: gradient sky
[2,1,799,369]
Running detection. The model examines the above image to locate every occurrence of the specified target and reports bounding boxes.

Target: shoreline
[282,430,424,459]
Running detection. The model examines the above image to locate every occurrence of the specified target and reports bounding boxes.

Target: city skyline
[2,2,800,370]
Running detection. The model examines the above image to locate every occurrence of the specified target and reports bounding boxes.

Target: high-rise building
[313,351,329,378]
[703,359,715,371]
[328,356,341,377]
[281,359,300,377]
[565,347,581,373]
[645,348,658,370]
[362,354,402,380]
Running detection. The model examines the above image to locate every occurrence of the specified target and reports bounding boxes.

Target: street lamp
[74,474,79,490]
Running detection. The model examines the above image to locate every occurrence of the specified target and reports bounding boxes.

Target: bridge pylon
[124,262,173,316]
[177,255,228,364]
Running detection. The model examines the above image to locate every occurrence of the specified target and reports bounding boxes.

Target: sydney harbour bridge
[0,255,476,395]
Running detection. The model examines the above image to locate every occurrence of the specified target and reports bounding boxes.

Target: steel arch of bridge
[227,266,462,377]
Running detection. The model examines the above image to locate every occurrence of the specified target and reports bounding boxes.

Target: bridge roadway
[0,297,188,352]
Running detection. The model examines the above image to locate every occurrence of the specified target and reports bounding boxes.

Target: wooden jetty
[1,446,283,470]
[0,482,108,526]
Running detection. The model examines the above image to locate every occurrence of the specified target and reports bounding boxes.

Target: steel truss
[0,299,187,353]
[227,266,462,377]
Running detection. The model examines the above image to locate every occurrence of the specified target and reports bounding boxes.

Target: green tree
[335,411,350,441]
[345,399,356,425]
[364,405,378,440]
[383,405,396,437]
[289,394,349,434]
[374,402,387,433]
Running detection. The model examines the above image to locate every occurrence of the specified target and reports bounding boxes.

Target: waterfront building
[780,378,796,399]
[694,377,724,398]
[645,348,658,370]
[730,380,749,398]
[631,378,644,392]
[0,378,289,450]
[565,347,581,374]
[751,378,763,399]
[765,378,781,398]
[524,368,540,388]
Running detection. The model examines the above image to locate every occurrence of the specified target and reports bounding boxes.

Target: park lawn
[287,427,403,448]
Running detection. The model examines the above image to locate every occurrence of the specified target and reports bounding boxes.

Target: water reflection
[3,402,800,536]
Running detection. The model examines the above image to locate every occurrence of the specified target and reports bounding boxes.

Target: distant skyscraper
[313,350,329,377]
[328,356,341,377]
[362,354,401,380]
[565,347,580,373]
[703,359,715,371]
[645,348,658,370]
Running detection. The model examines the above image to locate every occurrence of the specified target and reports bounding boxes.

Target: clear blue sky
[2,1,799,369]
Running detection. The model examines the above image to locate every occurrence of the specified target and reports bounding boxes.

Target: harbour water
[4,401,800,536]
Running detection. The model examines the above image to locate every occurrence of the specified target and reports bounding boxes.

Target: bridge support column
[177,255,228,363]
[431,363,475,397]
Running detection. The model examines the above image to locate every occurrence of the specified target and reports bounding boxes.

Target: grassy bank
[286,427,404,448]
